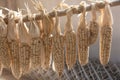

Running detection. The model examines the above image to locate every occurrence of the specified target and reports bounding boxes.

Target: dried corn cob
[19,44,31,74]
[41,12,53,70]
[77,2,89,66]
[30,24,42,69]
[42,36,52,70]
[7,11,21,79]
[52,10,64,76]
[89,3,99,45]
[18,17,31,74]
[25,4,42,69]
[0,38,11,68]
[30,38,42,69]
[33,1,54,69]
[64,8,77,69]
[99,2,113,65]
[9,41,21,79]
[0,17,11,68]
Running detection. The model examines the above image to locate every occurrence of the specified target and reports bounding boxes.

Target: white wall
[16,0,120,63]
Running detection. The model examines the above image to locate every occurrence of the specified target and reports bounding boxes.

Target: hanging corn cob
[18,14,31,74]
[29,21,42,70]
[25,3,42,70]
[31,0,54,69]
[42,15,53,70]
[89,3,99,45]
[41,7,53,70]
[42,35,53,70]
[7,11,22,79]
[0,15,11,68]
[99,1,113,65]
[64,7,77,69]
[51,10,64,76]
[77,1,89,66]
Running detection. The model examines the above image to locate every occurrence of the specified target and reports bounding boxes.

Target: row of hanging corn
[0,0,113,79]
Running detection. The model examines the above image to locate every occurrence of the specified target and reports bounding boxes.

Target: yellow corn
[99,3,113,65]
[77,2,89,66]
[64,8,76,69]
[52,10,64,76]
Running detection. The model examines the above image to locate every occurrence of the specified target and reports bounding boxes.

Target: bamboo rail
[3,0,120,24]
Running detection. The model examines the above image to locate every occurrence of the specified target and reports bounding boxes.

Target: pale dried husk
[18,18,31,45]
[7,12,19,42]
[41,14,54,37]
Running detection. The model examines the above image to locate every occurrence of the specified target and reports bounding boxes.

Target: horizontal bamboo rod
[3,0,120,24]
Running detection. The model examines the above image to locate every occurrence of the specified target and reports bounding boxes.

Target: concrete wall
[15,0,120,63]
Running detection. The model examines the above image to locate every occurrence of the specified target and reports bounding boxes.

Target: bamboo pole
[3,0,120,24]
